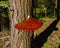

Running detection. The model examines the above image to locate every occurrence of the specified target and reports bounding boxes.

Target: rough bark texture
[9,0,33,48]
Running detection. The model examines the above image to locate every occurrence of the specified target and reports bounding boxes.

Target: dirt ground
[0,18,60,48]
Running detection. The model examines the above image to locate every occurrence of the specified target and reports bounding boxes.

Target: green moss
[56,39,60,44]
[39,17,50,22]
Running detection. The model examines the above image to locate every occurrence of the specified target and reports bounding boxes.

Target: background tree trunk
[9,0,33,48]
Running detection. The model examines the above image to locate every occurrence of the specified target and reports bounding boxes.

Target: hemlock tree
[9,0,33,48]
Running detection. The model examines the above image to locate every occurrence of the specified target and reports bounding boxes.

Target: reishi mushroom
[15,15,43,31]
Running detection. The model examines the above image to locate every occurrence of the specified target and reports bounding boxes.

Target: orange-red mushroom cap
[15,18,43,31]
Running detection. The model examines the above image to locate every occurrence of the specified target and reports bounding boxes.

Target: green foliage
[33,0,56,18]
[43,42,53,48]
[0,0,8,1]
[0,0,9,31]
[34,0,47,7]
[0,1,8,7]
[0,1,8,4]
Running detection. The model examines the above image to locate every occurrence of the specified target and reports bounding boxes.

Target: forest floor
[0,17,60,48]
[35,17,60,48]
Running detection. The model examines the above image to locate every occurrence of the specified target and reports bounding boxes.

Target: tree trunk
[9,0,33,48]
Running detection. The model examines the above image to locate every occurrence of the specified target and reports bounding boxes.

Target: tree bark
[9,0,33,48]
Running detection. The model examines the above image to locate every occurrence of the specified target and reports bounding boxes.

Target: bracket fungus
[15,16,43,31]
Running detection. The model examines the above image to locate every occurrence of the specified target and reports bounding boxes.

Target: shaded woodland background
[0,0,60,31]
[0,0,60,48]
